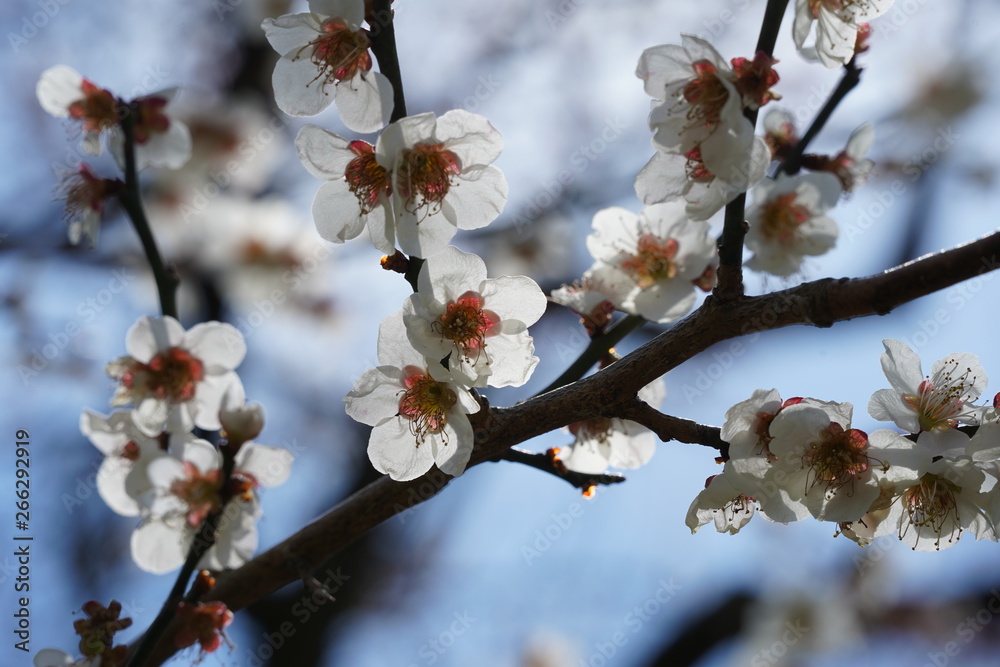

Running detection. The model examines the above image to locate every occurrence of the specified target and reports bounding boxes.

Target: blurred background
[3,0,1000,665]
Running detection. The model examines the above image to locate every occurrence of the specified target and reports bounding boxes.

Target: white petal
[368,418,435,481]
[335,70,393,134]
[272,54,335,117]
[235,443,294,487]
[262,13,322,55]
[447,165,508,230]
[185,321,246,371]
[312,179,367,243]
[131,519,189,574]
[296,124,355,179]
[126,315,185,362]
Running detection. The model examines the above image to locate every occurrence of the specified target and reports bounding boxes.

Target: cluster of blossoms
[82,316,293,573]
[262,1,546,480]
[689,340,999,551]
[37,65,192,248]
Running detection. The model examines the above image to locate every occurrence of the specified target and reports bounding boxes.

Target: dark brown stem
[500,447,626,490]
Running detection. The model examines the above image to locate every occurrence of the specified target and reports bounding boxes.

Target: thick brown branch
[141,230,1000,664]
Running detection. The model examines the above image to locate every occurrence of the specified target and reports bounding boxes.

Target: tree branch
[500,447,626,490]
[139,229,1000,665]
[612,399,727,455]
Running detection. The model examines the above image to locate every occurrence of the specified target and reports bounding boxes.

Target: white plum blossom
[765,403,925,523]
[638,36,756,179]
[37,65,117,155]
[378,110,509,257]
[635,136,770,220]
[793,0,894,68]
[132,437,293,573]
[402,246,546,387]
[296,110,508,257]
[106,316,246,436]
[880,456,995,551]
[686,471,759,535]
[868,339,986,453]
[296,125,394,251]
[744,172,841,276]
[825,122,875,192]
[36,65,192,170]
[262,0,393,131]
[583,201,716,323]
[108,88,193,171]
[57,163,120,249]
[345,310,481,481]
[559,379,665,474]
[550,279,617,335]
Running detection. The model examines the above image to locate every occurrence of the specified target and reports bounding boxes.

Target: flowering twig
[499,447,626,490]
[715,0,790,300]
[137,229,1000,665]
[126,450,239,667]
[116,105,178,319]
[775,58,863,177]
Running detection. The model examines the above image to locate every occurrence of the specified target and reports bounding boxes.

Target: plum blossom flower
[801,123,875,192]
[765,403,924,523]
[57,163,122,249]
[881,456,995,551]
[402,246,546,387]
[559,379,665,475]
[634,137,770,220]
[79,409,174,517]
[296,126,394,251]
[37,65,117,155]
[583,201,716,323]
[345,311,481,481]
[744,172,841,276]
[175,601,234,653]
[550,279,617,336]
[637,35,779,185]
[686,472,759,534]
[262,0,392,131]
[296,110,508,257]
[106,316,246,436]
[131,438,293,573]
[868,339,986,453]
[37,65,192,170]
[34,600,132,667]
[378,110,508,257]
[793,0,894,69]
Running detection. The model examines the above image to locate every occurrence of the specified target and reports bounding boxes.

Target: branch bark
[141,230,1000,664]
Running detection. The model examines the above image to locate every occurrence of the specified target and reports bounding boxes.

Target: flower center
[68,79,118,135]
[756,192,811,244]
[903,359,978,432]
[62,165,119,220]
[345,140,391,213]
[398,368,457,442]
[113,347,205,405]
[684,146,715,183]
[432,291,500,364]
[680,60,731,129]
[731,52,781,109]
[620,233,679,288]
[396,143,462,217]
[170,462,222,527]
[901,473,961,548]
[800,423,870,495]
[131,96,171,144]
[296,18,372,89]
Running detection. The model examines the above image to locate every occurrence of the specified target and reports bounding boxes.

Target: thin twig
[501,447,626,490]
[776,59,862,177]
[535,314,645,397]
[117,104,178,319]
[614,399,728,456]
